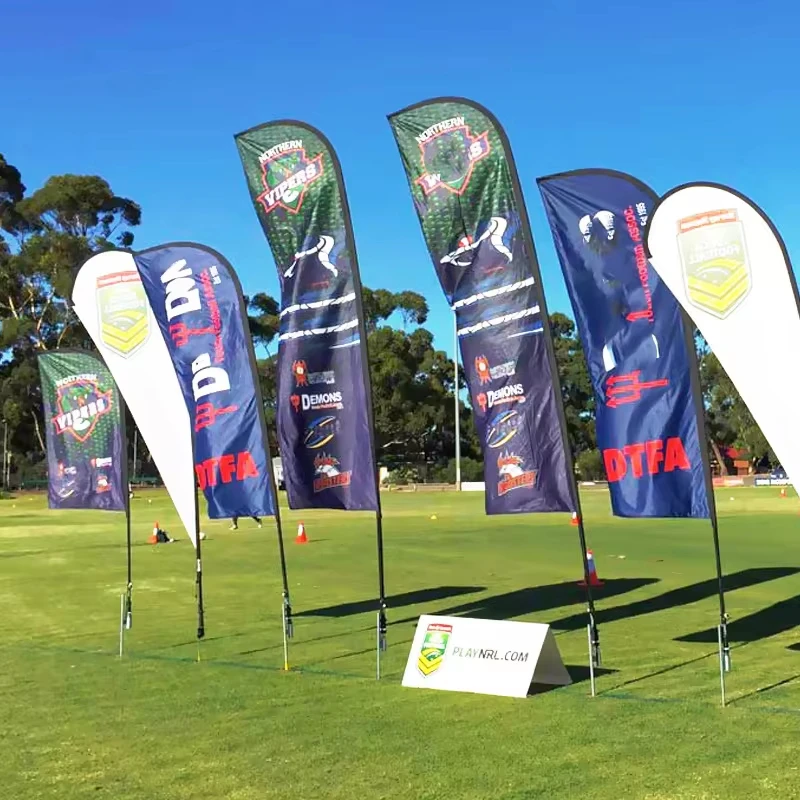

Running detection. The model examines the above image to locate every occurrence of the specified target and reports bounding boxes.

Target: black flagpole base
[283,594,294,639]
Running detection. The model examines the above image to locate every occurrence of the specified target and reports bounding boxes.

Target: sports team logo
[417,622,452,677]
[485,409,519,449]
[292,361,308,386]
[96,271,150,358]
[474,355,515,385]
[303,416,338,449]
[290,390,343,413]
[497,453,536,496]
[52,375,113,443]
[257,140,324,215]
[415,116,490,195]
[578,210,617,254]
[677,208,751,319]
[476,383,525,414]
[475,355,491,384]
[313,453,352,492]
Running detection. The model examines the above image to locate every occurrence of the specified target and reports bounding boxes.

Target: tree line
[0,156,774,486]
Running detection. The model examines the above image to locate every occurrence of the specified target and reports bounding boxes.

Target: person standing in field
[230,516,262,530]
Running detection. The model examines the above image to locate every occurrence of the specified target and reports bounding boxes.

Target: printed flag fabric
[389,98,572,514]
[235,122,378,511]
[646,183,800,490]
[72,251,198,545]
[538,170,709,517]
[38,349,126,511]
[133,243,276,519]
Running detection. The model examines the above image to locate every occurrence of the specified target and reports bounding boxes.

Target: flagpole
[132,428,138,483]
[190,432,205,644]
[680,309,729,704]
[119,393,133,633]
[483,104,602,680]
[454,311,461,491]
[237,300,293,669]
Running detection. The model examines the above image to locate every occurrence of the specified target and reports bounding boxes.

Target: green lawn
[2,486,800,799]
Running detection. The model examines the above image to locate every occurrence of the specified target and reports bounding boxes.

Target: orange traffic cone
[570,511,580,527]
[578,550,604,588]
[780,488,787,498]
[295,521,308,544]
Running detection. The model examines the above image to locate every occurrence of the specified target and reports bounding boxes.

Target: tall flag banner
[38,349,126,512]
[72,251,198,545]
[234,123,379,512]
[133,243,277,520]
[235,119,387,671]
[388,98,573,515]
[646,184,800,492]
[538,170,709,518]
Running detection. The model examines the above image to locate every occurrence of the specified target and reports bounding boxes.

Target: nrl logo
[417,622,452,677]
[677,208,751,319]
[96,271,150,359]
[52,375,113,443]
[313,453,352,493]
[415,116,490,196]
[257,140,324,215]
[497,452,536,496]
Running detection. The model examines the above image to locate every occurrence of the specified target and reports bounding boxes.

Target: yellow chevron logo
[97,274,151,358]
[417,622,452,678]
[678,210,752,320]
[417,648,444,676]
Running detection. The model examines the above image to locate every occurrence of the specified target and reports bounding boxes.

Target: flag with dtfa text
[538,170,708,518]
[134,243,276,519]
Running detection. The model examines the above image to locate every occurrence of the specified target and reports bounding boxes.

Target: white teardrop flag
[646,184,800,487]
[72,250,198,545]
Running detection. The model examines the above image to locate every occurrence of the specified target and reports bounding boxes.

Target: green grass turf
[2,486,800,799]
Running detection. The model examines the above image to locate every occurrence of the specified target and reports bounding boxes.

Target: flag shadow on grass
[552,567,800,632]
[296,586,487,618]
[677,589,800,644]
[434,578,658,622]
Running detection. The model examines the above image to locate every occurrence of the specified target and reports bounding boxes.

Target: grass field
[2,486,800,799]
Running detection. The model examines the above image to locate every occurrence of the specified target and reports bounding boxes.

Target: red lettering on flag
[603,448,627,482]
[237,451,259,481]
[604,437,690,482]
[665,437,690,472]
[623,442,646,478]
[219,453,236,484]
[195,451,262,490]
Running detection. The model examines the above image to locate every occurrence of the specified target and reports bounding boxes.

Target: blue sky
[4,0,798,358]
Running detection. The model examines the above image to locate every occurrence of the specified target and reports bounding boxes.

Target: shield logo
[257,147,324,215]
[416,125,490,196]
[97,271,150,358]
[677,209,751,319]
[417,622,452,677]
